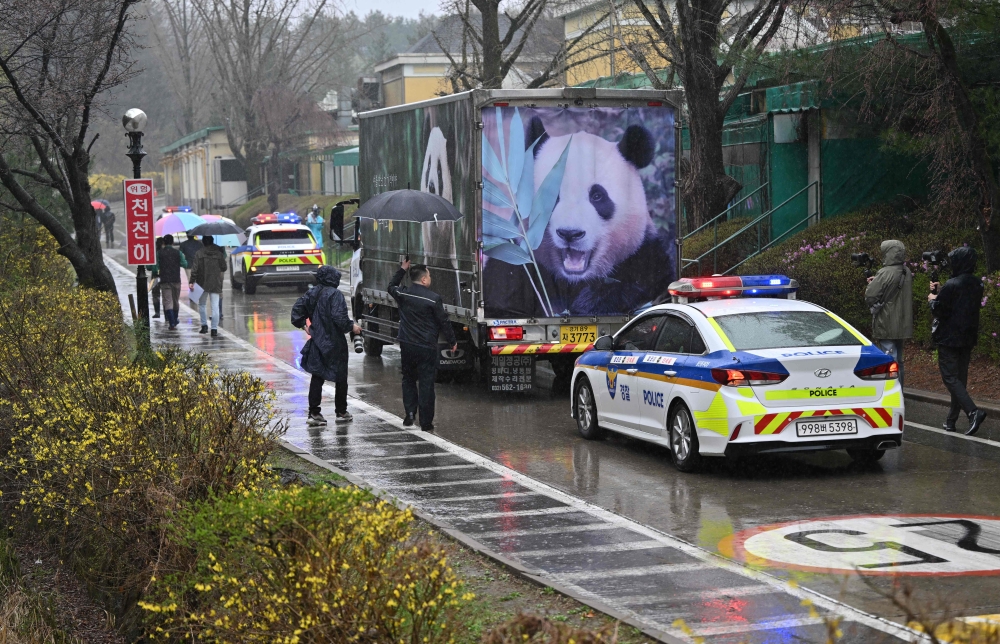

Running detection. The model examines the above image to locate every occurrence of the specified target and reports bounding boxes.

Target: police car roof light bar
[668,275,798,303]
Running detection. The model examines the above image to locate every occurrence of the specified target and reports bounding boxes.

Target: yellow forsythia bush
[0,220,73,292]
[142,485,474,643]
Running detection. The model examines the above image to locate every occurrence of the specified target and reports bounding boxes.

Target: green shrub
[142,485,473,643]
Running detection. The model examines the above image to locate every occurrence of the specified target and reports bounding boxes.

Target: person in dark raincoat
[291,266,361,426]
[928,246,988,435]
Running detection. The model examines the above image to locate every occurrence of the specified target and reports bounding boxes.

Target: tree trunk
[267,142,281,212]
[682,83,741,231]
[70,151,118,293]
[477,0,504,89]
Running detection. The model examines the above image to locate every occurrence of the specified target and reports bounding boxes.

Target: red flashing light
[252,251,271,256]
[488,326,523,341]
[647,101,663,106]
[669,276,743,299]
[493,102,510,107]
[711,368,787,387]
[855,361,899,380]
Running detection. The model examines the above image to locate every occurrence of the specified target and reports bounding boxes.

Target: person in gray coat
[865,240,913,384]
[291,266,361,426]
[190,235,227,336]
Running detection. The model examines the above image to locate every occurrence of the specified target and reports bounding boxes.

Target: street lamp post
[123,108,150,342]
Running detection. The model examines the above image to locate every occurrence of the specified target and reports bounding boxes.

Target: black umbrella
[353,189,464,223]
[188,221,244,237]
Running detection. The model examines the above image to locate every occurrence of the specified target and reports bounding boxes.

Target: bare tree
[192,0,343,196]
[252,85,343,211]
[150,0,213,137]
[0,0,140,293]
[822,0,1000,270]
[624,0,793,228]
[436,0,611,91]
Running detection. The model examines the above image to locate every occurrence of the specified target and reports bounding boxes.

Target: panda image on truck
[483,115,675,318]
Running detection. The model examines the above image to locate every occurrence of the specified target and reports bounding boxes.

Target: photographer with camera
[864,241,913,384]
[927,246,988,435]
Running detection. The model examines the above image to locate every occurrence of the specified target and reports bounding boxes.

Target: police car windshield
[713,311,862,351]
[255,230,314,246]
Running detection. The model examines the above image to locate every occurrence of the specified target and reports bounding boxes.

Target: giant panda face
[531,120,655,283]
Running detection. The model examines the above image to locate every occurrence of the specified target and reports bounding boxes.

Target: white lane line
[105,258,919,644]
[906,420,999,446]
[329,452,452,462]
[514,540,667,559]
[310,439,431,448]
[430,491,541,503]
[552,563,712,583]
[459,506,577,521]
[475,522,619,540]
[615,584,779,607]
[380,464,481,475]
[380,477,509,490]
[690,615,828,637]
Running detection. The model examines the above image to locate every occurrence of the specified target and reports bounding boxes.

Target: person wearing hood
[865,240,913,383]
[928,245,987,435]
[190,235,227,336]
[291,266,361,425]
[306,204,325,249]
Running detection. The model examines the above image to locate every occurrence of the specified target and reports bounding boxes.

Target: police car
[572,275,903,472]
[230,213,325,294]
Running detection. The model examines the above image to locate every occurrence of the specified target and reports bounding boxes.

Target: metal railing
[681,181,818,276]
[680,183,770,275]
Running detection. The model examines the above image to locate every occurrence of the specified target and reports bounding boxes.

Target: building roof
[160,126,226,155]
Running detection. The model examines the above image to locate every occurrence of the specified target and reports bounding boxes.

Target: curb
[276,440,683,644]
[904,388,1000,415]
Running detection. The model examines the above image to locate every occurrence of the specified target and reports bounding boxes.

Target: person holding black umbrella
[388,258,457,432]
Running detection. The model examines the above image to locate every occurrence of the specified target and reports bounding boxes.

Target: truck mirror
[593,335,613,351]
[330,204,345,242]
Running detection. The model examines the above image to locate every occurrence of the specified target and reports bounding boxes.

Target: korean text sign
[123,179,154,265]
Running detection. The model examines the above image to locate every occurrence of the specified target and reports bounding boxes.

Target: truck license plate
[560,325,597,344]
[275,266,299,272]
[796,418,858,437]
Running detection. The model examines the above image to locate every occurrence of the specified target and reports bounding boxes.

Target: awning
[766,81,821,113]
[333,147,359,167]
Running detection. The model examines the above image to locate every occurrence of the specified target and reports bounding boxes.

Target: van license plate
[275,266,299,272]
[560,325,597,344]
[796,419,858,437]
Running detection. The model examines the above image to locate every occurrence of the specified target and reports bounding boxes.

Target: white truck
[355,88,681,392]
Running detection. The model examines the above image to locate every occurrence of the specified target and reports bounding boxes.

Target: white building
[160,126,248,212]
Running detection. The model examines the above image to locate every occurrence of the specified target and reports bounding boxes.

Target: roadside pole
[123,108,152,348]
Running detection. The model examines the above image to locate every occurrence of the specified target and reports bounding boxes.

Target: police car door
[604,315,666,430]
[637,314,705,435]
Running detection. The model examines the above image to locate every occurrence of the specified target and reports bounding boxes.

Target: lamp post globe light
[123,108,151,341]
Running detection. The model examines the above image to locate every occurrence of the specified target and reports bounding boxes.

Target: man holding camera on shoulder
[928,246,987,436]
[865,240,913,384]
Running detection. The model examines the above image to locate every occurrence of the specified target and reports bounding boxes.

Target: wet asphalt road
[103,233,1000,635]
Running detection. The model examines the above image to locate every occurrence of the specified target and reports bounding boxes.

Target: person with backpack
[291,266,361,426]
[154,234,187,331]
[864,240,913,384]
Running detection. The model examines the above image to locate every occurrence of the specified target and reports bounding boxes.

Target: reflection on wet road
[104,248,1000,642]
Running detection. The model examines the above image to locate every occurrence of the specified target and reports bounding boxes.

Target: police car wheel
[575,379,605,440]
[669,405,702,472]
[244,277,258,295]
[230,272,242,291]
[847,448,885,464]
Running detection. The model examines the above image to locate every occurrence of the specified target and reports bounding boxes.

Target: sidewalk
[104,257,916,644]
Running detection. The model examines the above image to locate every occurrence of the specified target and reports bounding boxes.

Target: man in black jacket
[389,259,457,432]
[928,246,987,435]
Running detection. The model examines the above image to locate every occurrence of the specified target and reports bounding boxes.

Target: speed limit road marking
[729,515,1000,576]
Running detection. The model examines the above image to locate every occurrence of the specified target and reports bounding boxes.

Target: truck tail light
[855,361,899,380]
[488,326,523,341]
[711,368,787,386]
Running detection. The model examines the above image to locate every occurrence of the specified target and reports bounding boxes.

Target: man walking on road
[156,234,187,331]
[928,246,987,435]
[291,266,361,426]
[190,235,227,337]
[865,240,913,384]
[389,258,457,432]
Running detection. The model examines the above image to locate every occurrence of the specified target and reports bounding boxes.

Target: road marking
[614,584,778,607]
[317,439,431,447]
[430,491,541,503]
[552,563,713,582]
[330,452,452,461]
[380,477,508,489]
[460,506,577,521]
[690,615,829,637]
[514,540,666,559]
[731,514,1000,576]
[380,463,481,475]
[906,420,998,447]
[475,522,618,539]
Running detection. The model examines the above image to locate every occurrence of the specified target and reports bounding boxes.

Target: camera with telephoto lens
[851,252,875,278]
[921,250,949,293]
[351,331,364,353]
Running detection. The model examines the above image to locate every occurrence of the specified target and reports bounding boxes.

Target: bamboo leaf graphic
[483,210,522,238]
[516,138,538,222]
[527,136,571,250]
[483,176,512,208]
[483,242,533,265]
[507,108,525,192]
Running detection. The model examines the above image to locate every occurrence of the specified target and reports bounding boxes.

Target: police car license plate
[796,419,858,437]
[560,325,597,344]
[275,266,299,272]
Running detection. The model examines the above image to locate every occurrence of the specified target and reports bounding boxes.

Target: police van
[230,212,325,294]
